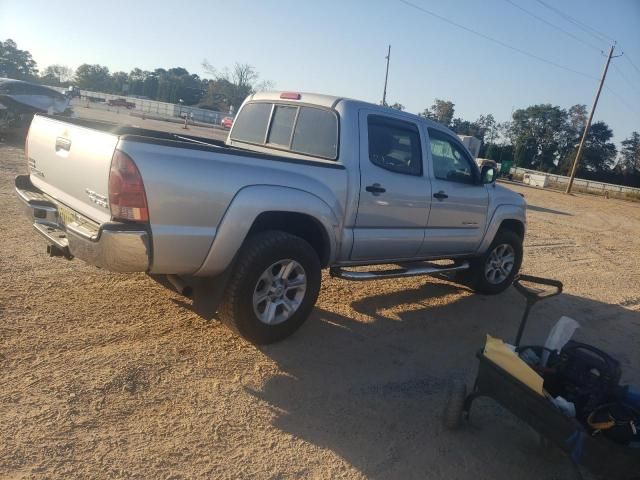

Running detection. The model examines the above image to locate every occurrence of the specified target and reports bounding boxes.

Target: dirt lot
[1,133,639,479]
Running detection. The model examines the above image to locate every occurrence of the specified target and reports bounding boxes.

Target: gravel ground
[1,135,639,479]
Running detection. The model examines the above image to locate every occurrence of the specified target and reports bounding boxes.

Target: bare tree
[230,63,258,89]
[202,61,259,88]
[254,79,275,92]
[44,64,74,83]
[201,60,272,111]
[201,60,217,77]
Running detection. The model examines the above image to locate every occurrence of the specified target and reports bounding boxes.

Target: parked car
[0,78,71,136]
[66,85,81,98]
[16,91,526,344]
[107,98,136,109]
[221,116,234,129]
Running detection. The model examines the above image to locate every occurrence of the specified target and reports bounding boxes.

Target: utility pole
[382,45,391,106]
[566,44,619,194]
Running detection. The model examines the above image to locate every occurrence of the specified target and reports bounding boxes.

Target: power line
[611,63,640,98]
[395,0,637,124]
[526,0,639,102]
[535,0,616,44]
[623,54,640,77]
[604,85,640,116]
[397,0,598,80]
[531,0,639,87]
[502,0,603,53]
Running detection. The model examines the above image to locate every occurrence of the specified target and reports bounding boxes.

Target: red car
[221,116,234,129]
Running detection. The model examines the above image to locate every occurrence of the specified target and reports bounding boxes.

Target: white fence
[511,167,640,197]
[78,89,231,125]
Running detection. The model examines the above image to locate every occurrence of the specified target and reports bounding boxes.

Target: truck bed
[23,114,348,275]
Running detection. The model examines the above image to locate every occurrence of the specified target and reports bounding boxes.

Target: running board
[329,261,469,281]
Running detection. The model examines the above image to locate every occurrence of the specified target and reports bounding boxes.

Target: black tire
[463,229,523,295]
[218,230,321,344]
[443,381,467,430]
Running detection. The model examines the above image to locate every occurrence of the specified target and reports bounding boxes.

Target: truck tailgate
[26,114,116,224]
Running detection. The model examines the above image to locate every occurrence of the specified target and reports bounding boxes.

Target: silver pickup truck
[16,91,526,343]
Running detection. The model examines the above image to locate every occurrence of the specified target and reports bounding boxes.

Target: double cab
[17,91,526,343]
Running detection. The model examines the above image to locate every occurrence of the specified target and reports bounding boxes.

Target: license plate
[57,205,76,226]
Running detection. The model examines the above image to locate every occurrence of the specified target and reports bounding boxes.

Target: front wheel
[218,231,321,344]
[463,230,523,294]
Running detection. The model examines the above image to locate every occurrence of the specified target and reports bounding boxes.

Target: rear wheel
[218,231,321,344]
[461,230,523,294]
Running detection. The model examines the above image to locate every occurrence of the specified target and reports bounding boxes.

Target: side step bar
[330,261,469,281]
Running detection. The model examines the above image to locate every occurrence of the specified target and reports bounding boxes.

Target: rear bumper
[15,174,150,272]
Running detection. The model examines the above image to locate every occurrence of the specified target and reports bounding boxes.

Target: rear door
[351,111,430,261]
[420,128,488,256]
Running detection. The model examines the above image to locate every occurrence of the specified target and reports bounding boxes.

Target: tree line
[2,38,638,186]
[0,39,270,114]
[387,97,638,187]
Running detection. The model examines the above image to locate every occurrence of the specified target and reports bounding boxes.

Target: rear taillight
[108,150,149,222]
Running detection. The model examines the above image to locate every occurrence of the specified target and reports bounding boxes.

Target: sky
[1,0,638,145]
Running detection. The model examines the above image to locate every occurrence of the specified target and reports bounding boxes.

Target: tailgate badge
[85,189,109,209]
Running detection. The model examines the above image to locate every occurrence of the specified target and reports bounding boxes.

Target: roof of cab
[250,91,344,109]
[248,90,453,134]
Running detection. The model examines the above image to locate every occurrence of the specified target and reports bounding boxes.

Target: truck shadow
[527,204,573,216]
[248,280,640,479]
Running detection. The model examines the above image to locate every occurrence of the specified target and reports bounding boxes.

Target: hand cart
[443,274,639,480]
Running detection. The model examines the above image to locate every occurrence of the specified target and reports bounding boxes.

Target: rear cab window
[231,101,339,160]
[229,102,272,144]
[267,105,297,146]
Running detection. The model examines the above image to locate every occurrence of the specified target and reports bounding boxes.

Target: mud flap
[191,270,232,319]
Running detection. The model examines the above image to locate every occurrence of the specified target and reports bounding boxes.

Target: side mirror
[480,165,497,184]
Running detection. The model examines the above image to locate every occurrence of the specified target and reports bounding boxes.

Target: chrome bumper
[15,174,150,272]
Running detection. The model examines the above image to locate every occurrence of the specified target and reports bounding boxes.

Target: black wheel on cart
[443,381,467,430]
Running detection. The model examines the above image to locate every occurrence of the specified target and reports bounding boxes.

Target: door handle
[365,183,386,195]
[433,191,448,200]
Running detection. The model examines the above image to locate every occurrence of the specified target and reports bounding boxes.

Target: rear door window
[367,115,422,176]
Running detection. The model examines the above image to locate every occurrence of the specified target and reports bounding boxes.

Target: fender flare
[476,204,526,254]
[195,185,340,276]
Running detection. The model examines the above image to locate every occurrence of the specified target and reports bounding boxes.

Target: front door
[351,111,431,261]
[420,128,489,256]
